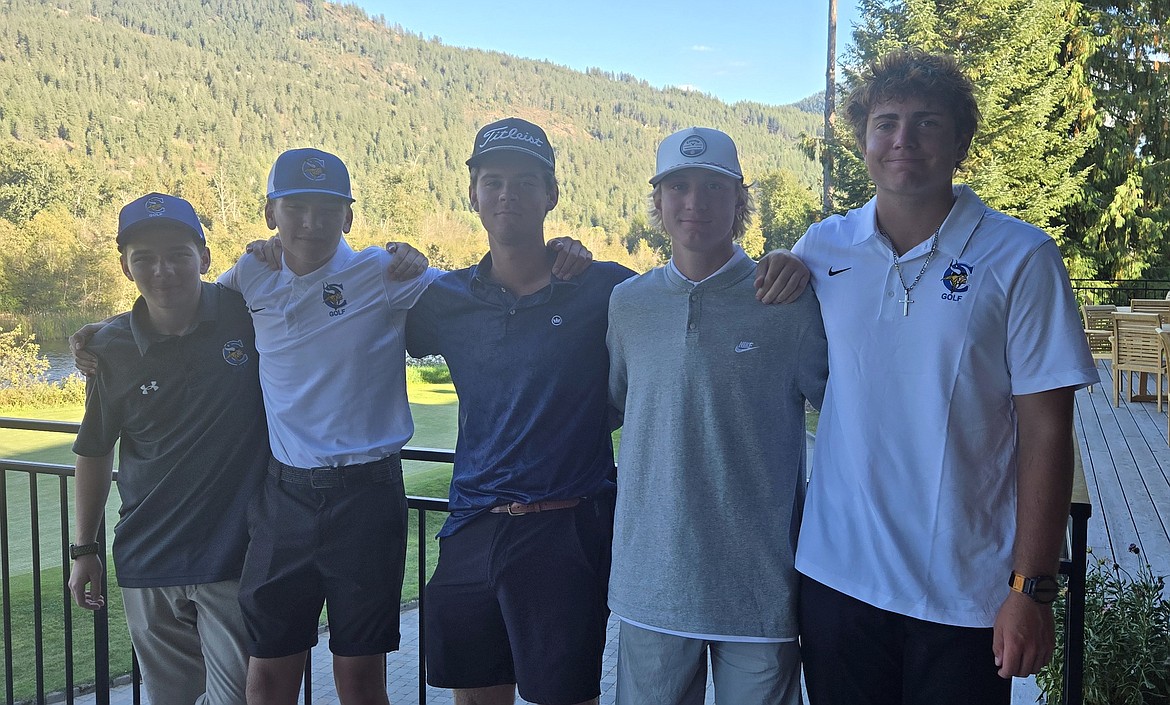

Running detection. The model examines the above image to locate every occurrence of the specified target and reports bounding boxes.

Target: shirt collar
[668,244,749,285]
[128,281,217,355]
[858,185,986,260]
[280,237,355,282]
[469,251,581,296]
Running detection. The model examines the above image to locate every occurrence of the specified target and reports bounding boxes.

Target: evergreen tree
[829,0,1095,250]
[1060,0,1169,280]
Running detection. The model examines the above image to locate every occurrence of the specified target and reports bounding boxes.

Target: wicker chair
[1112,312,1166,410]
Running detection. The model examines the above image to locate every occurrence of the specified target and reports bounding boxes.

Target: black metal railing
[2,417,1091,704]
[0,417,452,705]
[1071,279,1170,306]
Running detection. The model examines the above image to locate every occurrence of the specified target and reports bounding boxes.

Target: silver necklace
[880,225,941,316]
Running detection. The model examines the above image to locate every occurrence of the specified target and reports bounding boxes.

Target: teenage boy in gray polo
[70,192,268,705]
[606,128,828,704]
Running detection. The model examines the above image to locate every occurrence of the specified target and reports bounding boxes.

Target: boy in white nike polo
[605,128,828,704]
[218,148,441,705]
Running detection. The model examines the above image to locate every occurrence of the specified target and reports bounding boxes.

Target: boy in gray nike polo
[606,128,828,705]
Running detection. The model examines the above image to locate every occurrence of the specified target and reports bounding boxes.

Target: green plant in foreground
[1038,544,1170,704]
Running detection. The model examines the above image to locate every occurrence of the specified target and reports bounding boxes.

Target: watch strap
[1008,571,1060,604]
[69,542,101,560]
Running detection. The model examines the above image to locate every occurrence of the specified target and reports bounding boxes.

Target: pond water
[41,349,81,383]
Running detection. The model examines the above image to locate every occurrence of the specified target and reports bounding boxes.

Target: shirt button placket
[687,290,700,335]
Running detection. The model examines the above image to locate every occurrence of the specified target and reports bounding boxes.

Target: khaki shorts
[615,620,802,705]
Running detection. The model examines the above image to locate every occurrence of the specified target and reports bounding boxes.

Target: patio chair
[1112,312,1166,410]
[1129,298,1170,317]
[1161,329,1170,447]
[1081,305,1116,391]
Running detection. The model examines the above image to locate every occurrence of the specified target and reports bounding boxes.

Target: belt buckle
[309,466,340,489]
[506,502,528,516]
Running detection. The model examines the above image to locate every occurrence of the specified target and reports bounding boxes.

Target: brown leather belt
[489,498,582,516]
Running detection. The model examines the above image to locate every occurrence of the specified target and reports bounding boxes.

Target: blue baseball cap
[466,117,555,170]
[267,148,354,201]
[117,193,205,247]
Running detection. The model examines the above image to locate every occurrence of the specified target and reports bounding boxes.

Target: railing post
[418,508,427,705]
[1063,505,1090,705]
[94,523,110,705]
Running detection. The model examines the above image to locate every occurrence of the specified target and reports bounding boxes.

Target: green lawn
[0,384,458,702]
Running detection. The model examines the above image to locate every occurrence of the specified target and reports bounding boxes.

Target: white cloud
[690,45,713,52]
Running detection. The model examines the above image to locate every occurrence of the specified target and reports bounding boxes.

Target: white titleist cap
[650,127,744,185]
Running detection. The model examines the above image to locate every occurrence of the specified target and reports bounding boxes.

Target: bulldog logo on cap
[680,135,707,157]
[145,196,166,215]
[302,158,327,182]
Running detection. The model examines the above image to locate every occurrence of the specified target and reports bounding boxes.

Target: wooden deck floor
[1075,362,1170,579]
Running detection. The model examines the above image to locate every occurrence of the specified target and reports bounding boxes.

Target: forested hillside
[0,0,826,320]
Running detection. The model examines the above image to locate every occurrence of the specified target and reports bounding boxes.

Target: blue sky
[353,1,864,107]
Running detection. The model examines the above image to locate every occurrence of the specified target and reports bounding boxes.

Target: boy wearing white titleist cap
[606,127,827,704]
[69,193,267,705]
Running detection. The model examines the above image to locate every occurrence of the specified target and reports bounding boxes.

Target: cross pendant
[899,292,913,316]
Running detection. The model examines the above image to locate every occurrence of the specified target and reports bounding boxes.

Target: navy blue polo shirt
[406,255,635,537]
[73,283,268,587]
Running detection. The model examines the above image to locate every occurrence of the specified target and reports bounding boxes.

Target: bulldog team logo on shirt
[941,260,973,302]
[302,158,327,182]
[323,282,347,317]
[222,340,249,366]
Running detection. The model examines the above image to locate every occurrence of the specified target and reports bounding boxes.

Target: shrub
[1038,544,1170,704]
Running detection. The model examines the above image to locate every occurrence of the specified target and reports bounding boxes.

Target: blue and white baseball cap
[267,148,354,201]
[117,192,205,247]
[650,127,744,185]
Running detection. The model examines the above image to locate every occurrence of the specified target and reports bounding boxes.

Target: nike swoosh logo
[828,267,852,276]
[734,343,759,353]
[249,307,266,313]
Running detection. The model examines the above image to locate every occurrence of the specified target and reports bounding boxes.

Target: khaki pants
[121,579,249,705]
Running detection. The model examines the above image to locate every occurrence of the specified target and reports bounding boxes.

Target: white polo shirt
[219,239,440,468]
[793,185,1097,627]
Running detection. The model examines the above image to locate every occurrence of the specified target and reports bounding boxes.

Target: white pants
[121,579,249,705]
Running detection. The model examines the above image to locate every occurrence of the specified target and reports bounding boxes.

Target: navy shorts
[238,455,407,659]
[424,494,613,705]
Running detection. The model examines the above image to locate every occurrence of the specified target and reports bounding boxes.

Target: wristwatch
[69,542,101,560]
[1008,571,1060,604]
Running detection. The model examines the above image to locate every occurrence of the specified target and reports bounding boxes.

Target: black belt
[267,454,400,488]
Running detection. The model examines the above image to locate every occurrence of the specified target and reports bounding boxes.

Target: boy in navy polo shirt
[70,193,268,705]
[405,118,635,705]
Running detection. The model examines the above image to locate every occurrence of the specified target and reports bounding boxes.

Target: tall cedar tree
[1060,0,1169,281]
[829,0,1095,254]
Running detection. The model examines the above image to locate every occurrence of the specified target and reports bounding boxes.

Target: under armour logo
[140,381,159,395]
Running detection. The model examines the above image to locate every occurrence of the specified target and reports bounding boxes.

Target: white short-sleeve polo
[793,186,1097,627]
[220,239,440,468]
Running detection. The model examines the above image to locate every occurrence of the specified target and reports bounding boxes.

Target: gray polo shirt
[74,283,268,588]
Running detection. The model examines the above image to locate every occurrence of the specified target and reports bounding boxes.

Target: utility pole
[823,0,837,214]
